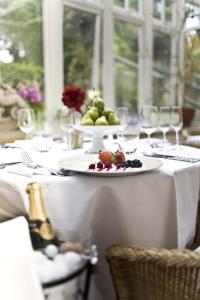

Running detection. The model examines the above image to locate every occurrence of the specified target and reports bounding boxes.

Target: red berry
[104,162,112,169]
[89,163,95,170]
[97,161,103,169]
[113,150,126,165]
[99,151,113,164]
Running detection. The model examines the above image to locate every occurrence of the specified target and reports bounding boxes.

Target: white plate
[58,155,163,177]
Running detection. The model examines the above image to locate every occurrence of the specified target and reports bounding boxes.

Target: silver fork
[21,151,68,176]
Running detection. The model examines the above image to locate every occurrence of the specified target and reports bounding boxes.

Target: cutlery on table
[21,151,72,176]
[142,152,200,163]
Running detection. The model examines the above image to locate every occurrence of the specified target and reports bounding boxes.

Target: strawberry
[99,151,114,164]
[113,150,126,165]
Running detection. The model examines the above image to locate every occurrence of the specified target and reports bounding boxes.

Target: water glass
[33,123,53,152]
[118,130,139,157]
[115,107,129,129]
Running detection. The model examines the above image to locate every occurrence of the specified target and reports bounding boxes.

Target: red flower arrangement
[62,85,85,113]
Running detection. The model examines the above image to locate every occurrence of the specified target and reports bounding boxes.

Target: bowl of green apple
[74,96,123,153]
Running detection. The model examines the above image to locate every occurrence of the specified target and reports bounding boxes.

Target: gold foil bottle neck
[26,182,47,222]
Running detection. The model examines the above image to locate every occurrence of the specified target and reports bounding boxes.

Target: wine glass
[171,106,183,149]
[159,106,171,150]
[140,106,158,144]
[17,108,36,139]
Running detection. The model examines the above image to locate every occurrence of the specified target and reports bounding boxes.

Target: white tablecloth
[0,139,200,300]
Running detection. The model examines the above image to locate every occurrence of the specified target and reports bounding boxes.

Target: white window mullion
[43,0,63,120]
[103,0,114,108]
[91,15,100,90]
[175,0,185,106]
[139,0,153,107]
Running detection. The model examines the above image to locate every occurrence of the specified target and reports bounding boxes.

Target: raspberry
[97,161,103,169]
[88,163,95,170]
[104,162,112,169]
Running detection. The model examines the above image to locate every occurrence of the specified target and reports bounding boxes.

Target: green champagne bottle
[26,182,59,250]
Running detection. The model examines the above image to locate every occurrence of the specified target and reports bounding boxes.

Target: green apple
[80,114,94,126]
[95,116,108,126]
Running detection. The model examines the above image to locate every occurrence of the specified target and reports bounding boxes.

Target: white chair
[0,216,44,300]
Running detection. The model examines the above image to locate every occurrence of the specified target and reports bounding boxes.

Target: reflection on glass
[114,20,138,111]
[63,6,102,92]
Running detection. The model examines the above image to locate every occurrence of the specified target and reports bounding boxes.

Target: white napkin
[6,165,51,177]
[0,149,22,164]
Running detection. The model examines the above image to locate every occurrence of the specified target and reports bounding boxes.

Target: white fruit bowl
[74,125,123,153]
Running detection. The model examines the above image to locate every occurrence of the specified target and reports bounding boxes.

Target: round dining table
[0,138,199,300]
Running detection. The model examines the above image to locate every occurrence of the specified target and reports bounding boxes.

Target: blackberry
[89,163,96,170]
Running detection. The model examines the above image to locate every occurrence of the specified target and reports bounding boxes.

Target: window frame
[43,0,189,116]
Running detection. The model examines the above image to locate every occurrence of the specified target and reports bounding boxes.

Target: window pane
[165,0,173,21]
[63,6,102,93]
[0,0,43,88]
[129,0,138,11]
[114,20,138,111]
[153,0,162,19]
[184,30,200,108]
[153,0,173,22]
[114,0,138,11]
[114,0,124,8]
[153,31,172,106]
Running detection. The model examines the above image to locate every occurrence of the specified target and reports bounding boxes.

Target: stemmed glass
[140,106,158,144]
[159,106,171,150]
[17,108,36,139]
[171,106,183,149]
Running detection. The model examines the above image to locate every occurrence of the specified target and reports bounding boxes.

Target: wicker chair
[105,202,200,300]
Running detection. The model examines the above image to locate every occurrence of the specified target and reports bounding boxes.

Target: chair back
[105,245,200,300]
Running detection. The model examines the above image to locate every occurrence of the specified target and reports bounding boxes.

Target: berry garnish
[88,163,96,170]
[104,162,112,169]
[99,151,113,164]
[113,150,126,165]
[97,161,104,169]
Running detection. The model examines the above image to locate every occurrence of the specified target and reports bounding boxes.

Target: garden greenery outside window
[0,0,200,126]
[0,0,43,89]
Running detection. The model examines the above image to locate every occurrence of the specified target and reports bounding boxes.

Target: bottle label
[40,222,55,240]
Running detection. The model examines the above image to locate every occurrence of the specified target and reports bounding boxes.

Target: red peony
[62,85,85,113]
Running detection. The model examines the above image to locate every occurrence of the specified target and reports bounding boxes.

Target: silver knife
[143,153,200,163]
